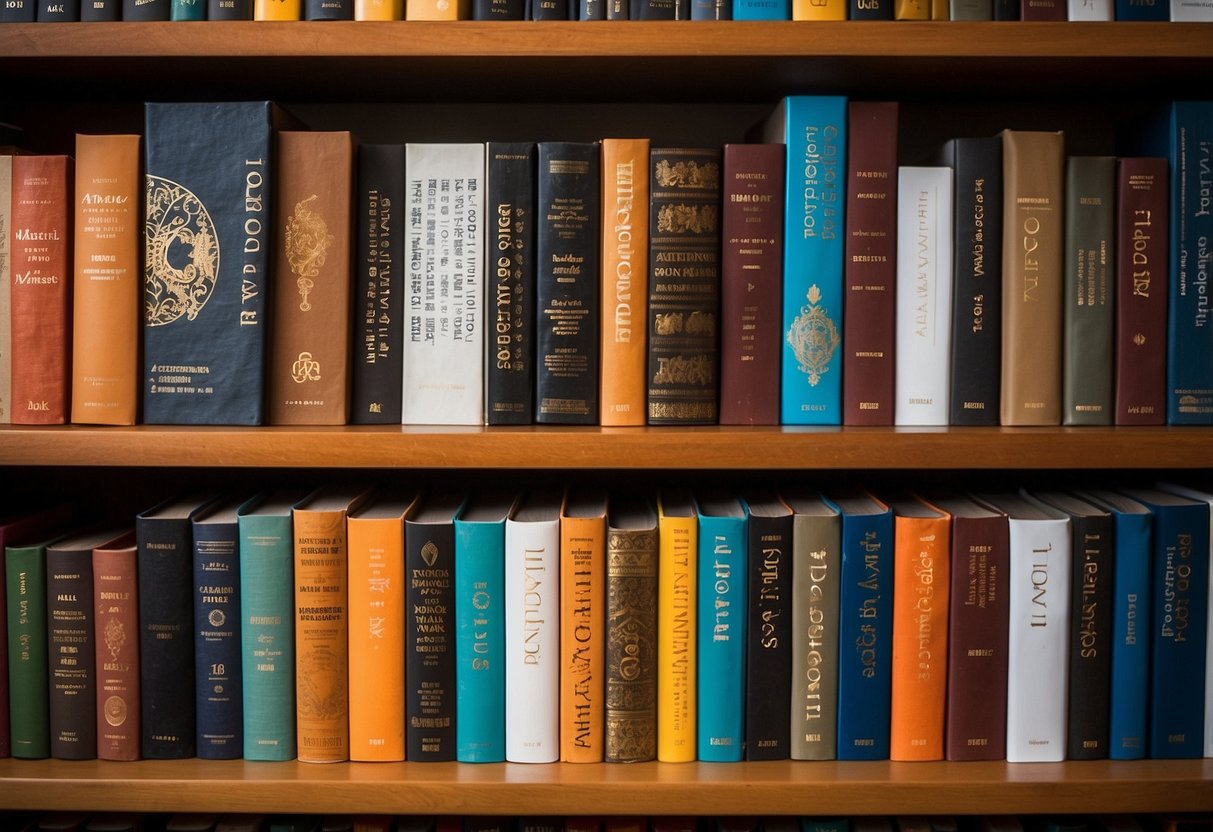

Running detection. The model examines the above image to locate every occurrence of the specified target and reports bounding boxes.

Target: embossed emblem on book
[104,617,125,661]
[292,351,321,384]
[145,175,219,327]
[286,194,332,312]
[654,159,720,190]
[787,284,840,387]
[104,695,127,727]
[657,204,718,235]
[421,540,439,568]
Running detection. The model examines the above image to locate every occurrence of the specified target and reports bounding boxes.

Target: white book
[504,490,562,762]
[1067,0,1112,18]
[895,166,953,426]
[1170,0,1213,18]
[980,492,1071,762]
[402,143,486,425]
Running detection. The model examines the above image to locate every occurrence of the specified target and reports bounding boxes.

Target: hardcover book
[949,0,991,16]
[1115,0,1165,15]
[123,0,168,14]
[254,0,299,15]
[0,154,11,423]
[306,0,351,15]
[171,0,204,18]
[559,488,608,763]
[407,0,468,14]
[354,0,402,16]
[734,0,786,15]
[93,531,139,762]
[1068,0,1111,15]
[656,490,697,763]
[208,0,253,17]
[794,0,843,15]
[0,0,36,18]
[1021,0,1064,15]
[742,492,792,761]
[7,535,61,758]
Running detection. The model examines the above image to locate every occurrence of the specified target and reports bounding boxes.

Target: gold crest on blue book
[144,175,219,327]
[787,283,840,387]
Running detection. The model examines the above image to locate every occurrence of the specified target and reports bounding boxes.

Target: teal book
[453,492,515,763]
[694,492,748,762]
[6,536,59,758]
[237,491,302,762]
[733,0,788,15]
[761,95,847,425]
[171,0,204,16]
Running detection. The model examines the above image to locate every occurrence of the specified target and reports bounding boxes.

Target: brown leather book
[269,131,355,425]
[92,531,140,761]
[1000,130,1064,425]
[842,101,898,426]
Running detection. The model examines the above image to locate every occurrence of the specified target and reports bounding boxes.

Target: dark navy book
[207,0,252,16]
[690,0,728,16]
[36,0,79,19]
[528,0,570,15]
[1115,0,1166,17]
[305,0,352,17]
[122,0,170,18]
[79,0,119,19]
[473,0,524,17]
[0,0,37,21]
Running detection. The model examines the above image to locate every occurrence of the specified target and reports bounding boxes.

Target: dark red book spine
[1020,0,1065,16]
[93,537,141,761]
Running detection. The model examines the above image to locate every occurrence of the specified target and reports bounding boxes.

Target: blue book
[690,0,730,15]
[170,0,204,17]
[761,96,848,425]
[733,0,787,16]
[1115,0,1166,17]
[694,492,748,762]
[1122,487,1210,758]
[453,492,515,763]
[825,490,892,760]
[237,491,302,762]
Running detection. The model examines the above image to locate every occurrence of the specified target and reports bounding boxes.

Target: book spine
[1068,0,1111,16]
[1114,0,1166,16]
[406,518,457,761]
[790,512,840,760]
[580,0,603,16]
[6,545,49,758]
[606,0,626,16]
[1108,510,1151,760]
[193,519,243,760]
[0,0,36,19]
[992,0,1018,19]
[948,0,991,16]
[845,0,890,16]
[1021,0,1064,15]
[207,0,252,16]
[79,0,119,22]
[744,510,792,760]
[1065,510,1113,759]
[841,102,897,427]
[47,546,97,759]
[485,142,537,426]
[93,544,140,761]
[695,514,746,761]
[734,0,787,16]
[306,0,352,14]
[473,0,523,15]
[535,142,600,425]
[454,519,506,762]
[646,147,722,426]
[121,0,170,20]
[560,514,605,762]
[605,522,658,762]
[170,0,204,17]
[719,144,784,426]
[0,155,11,424]
[656,509,696,762]
[354,0,403,16]
[254,0,300,15]
[634,0,683,13]
[407,0,468,15]
[893,0,927,16]
[689,0,728,14]
[37,0,80,17]
[529,0,568,15]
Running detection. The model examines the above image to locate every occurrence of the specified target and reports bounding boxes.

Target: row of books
[3,482,1211,766]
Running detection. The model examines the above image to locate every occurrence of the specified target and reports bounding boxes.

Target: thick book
[694,492,747,762]
[846,0,889,15]
[351,144,405,424]
[0,0,36,17]
[647,146,721,426]
[895,166,953,426]
[306,0,351,15]
[10,155,71,425]
[171,0,204,17]
[1115,0,1165,14]
[1062,156,1115,426]
[559,488,607,763]
[0,154,11,424]
[656,490,696,763]
[403,143,485,425]
[719,143,784,427]
[72,134,140,426]
[949,0,991,16]
[734,0,786,15]
[473,0,523,15]
[407,0,468,14]
[794,0,843,15]
[762,96,847,425]
[1021,0,1064,15]
[485,142,537,425]
[92,532,139,762]
[254,0,299,15]
[825,490,892,761]
[782,490,840,761]
[208,0,253,17]
[354,0,402,17]
[535,142,600,425]
[7,535,62,758]
[742,492,792,761]
[1068,0,1111,15]
[634,0,686,14]
[1000,130,1065,426]
[144,102,284,425]
[842,102,898,427]
[599,138,649,427]
[405,493,463,762]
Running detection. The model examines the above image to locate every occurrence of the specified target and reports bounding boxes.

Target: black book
[473,0,524,17]
[37,0,79,18]
[486,142,537,426]
[528,0,569,15]
[606,0,626,16]
[579,0,603,16]
[122,0,169,18]
[742,492,792,760]
[80,0,119,20]
[848,0,892,17]
[936,137,1002,426]
[535,141,600,425]
[207,0,252,18]
[305,0,352,16]
[0,0,36,20]
[351,144,406,425]
[634,0,685,14]
[993,0,1018,16]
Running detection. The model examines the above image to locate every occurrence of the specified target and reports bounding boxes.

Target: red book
[93,531,140,761]
[1021,0,1065,16]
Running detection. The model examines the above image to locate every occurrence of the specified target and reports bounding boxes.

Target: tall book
[405,492,462,762]
[293,485,373,763]
[1062,156,1115,426]
[1068,0,1111,15]
[306,0,351,16]
[825,490,892,761]
[979,492,1071,762]
[895,166,954,426]
[144,102,283,425]
[842,102,898,427]
[485,142,537,425]
[719,143,784,426]
[1021,0,1064,15]
[762,96,847,425]
[209,0,253,17]
[473,0,522,15]
[535,141,600,425]
[406,0,468,14]
[92,531,140,762]
[351,144,405,424]
[694,492,747,762]
[656,490,696,763]
[505,490,562,762]
[599,139,649,427]
[735,0,786,15]
[254,0,299,15]
[1115,0,1165,15]
[559,487,607,763]
[950,0,991,16]
[742,492,792,760]
[0,0,35,17]
[354,0,402,17]
[782,490,840,761]
[0,153,11,424]
[10,155,71,425]
[794,0,843,15]
[71,134,140,426]
[138,492,220,759]
[1000,130,1064,426]
[7,535,62,758]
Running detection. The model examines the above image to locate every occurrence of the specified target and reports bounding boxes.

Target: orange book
[889,495,951,761]
[347,491,417,761]
[599,138,649,426]
[254,0,301,17]
[355,0,402,15]
[405,0,468,17]
[72,134,140,426]
[793,0,846,18]
[559,487,608,762]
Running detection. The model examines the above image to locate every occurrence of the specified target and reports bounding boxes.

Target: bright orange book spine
[559,489,607,762]
[792,0,846,18]
[355,0,402,15]
[72,134,140,426]
[254,0,301,18]
[405,0,468,17]
[656,492,696,762]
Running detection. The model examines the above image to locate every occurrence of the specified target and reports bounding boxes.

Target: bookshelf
[1,18,1212,821]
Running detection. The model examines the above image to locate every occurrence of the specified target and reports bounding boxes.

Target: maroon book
[93,531,140,761]
[719,143,784,426]
[1115,157,1168,425]
[842,101,898,426]
[1021,0,1065,16]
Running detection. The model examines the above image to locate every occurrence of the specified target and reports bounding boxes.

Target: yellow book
[560,487,608,762]
[793,0,846,19]
[405,0,469,18]
[656,490,697,762]
[894,0,929,16]
[255,0,301,18]
[355,0,403,17]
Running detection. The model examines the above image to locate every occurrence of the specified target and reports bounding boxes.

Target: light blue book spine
[695,509,748,761]
[733,0,788,16]
[1107,507,1152,761]
[454,515,506,763]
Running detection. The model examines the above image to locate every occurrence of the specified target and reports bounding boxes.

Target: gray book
[949,0,991,16]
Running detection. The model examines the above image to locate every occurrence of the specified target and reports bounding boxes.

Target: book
[1021,0,1063,15]
[91,531,139,763]
[895,166,953,427]
[306,0,351,15]
[122,0,168,15]
[949,0,990,16]
[719,143,784,427]
[505,490,562,763]
[171,0,204,17]
[403,143,485,425]
[690,0,727,13]
[599,138,649,427]
[634,0,685,14]
[0,0,36,17]
[1115,0,1165,15]
[742,492,792,761]
[535,142,600,425]
[782,490,840,761]
[208,0,252,17]
[846,0,890,13]
[71,134,140,426]
[1170,0,1213,17]
[1000,130,1065,426]
[656,490,696,763]
[842,102,898,427]
[254,0,299,14]
[1062,156,1115,426]
[351,144,405,424]
[354,0,402,16]
[1068,0,1111,15]
[528,0,568,15]
[7,534,62,758]
[407,0,468,14]
[0,154,11,424]
[694,492,747,762]
[762,96,847,425]
[735,0,786,15]
[647,146,721,426]
[793,0,843,15]
[559,487,607,763]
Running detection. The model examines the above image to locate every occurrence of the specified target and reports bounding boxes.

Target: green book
[6,536,59,758]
